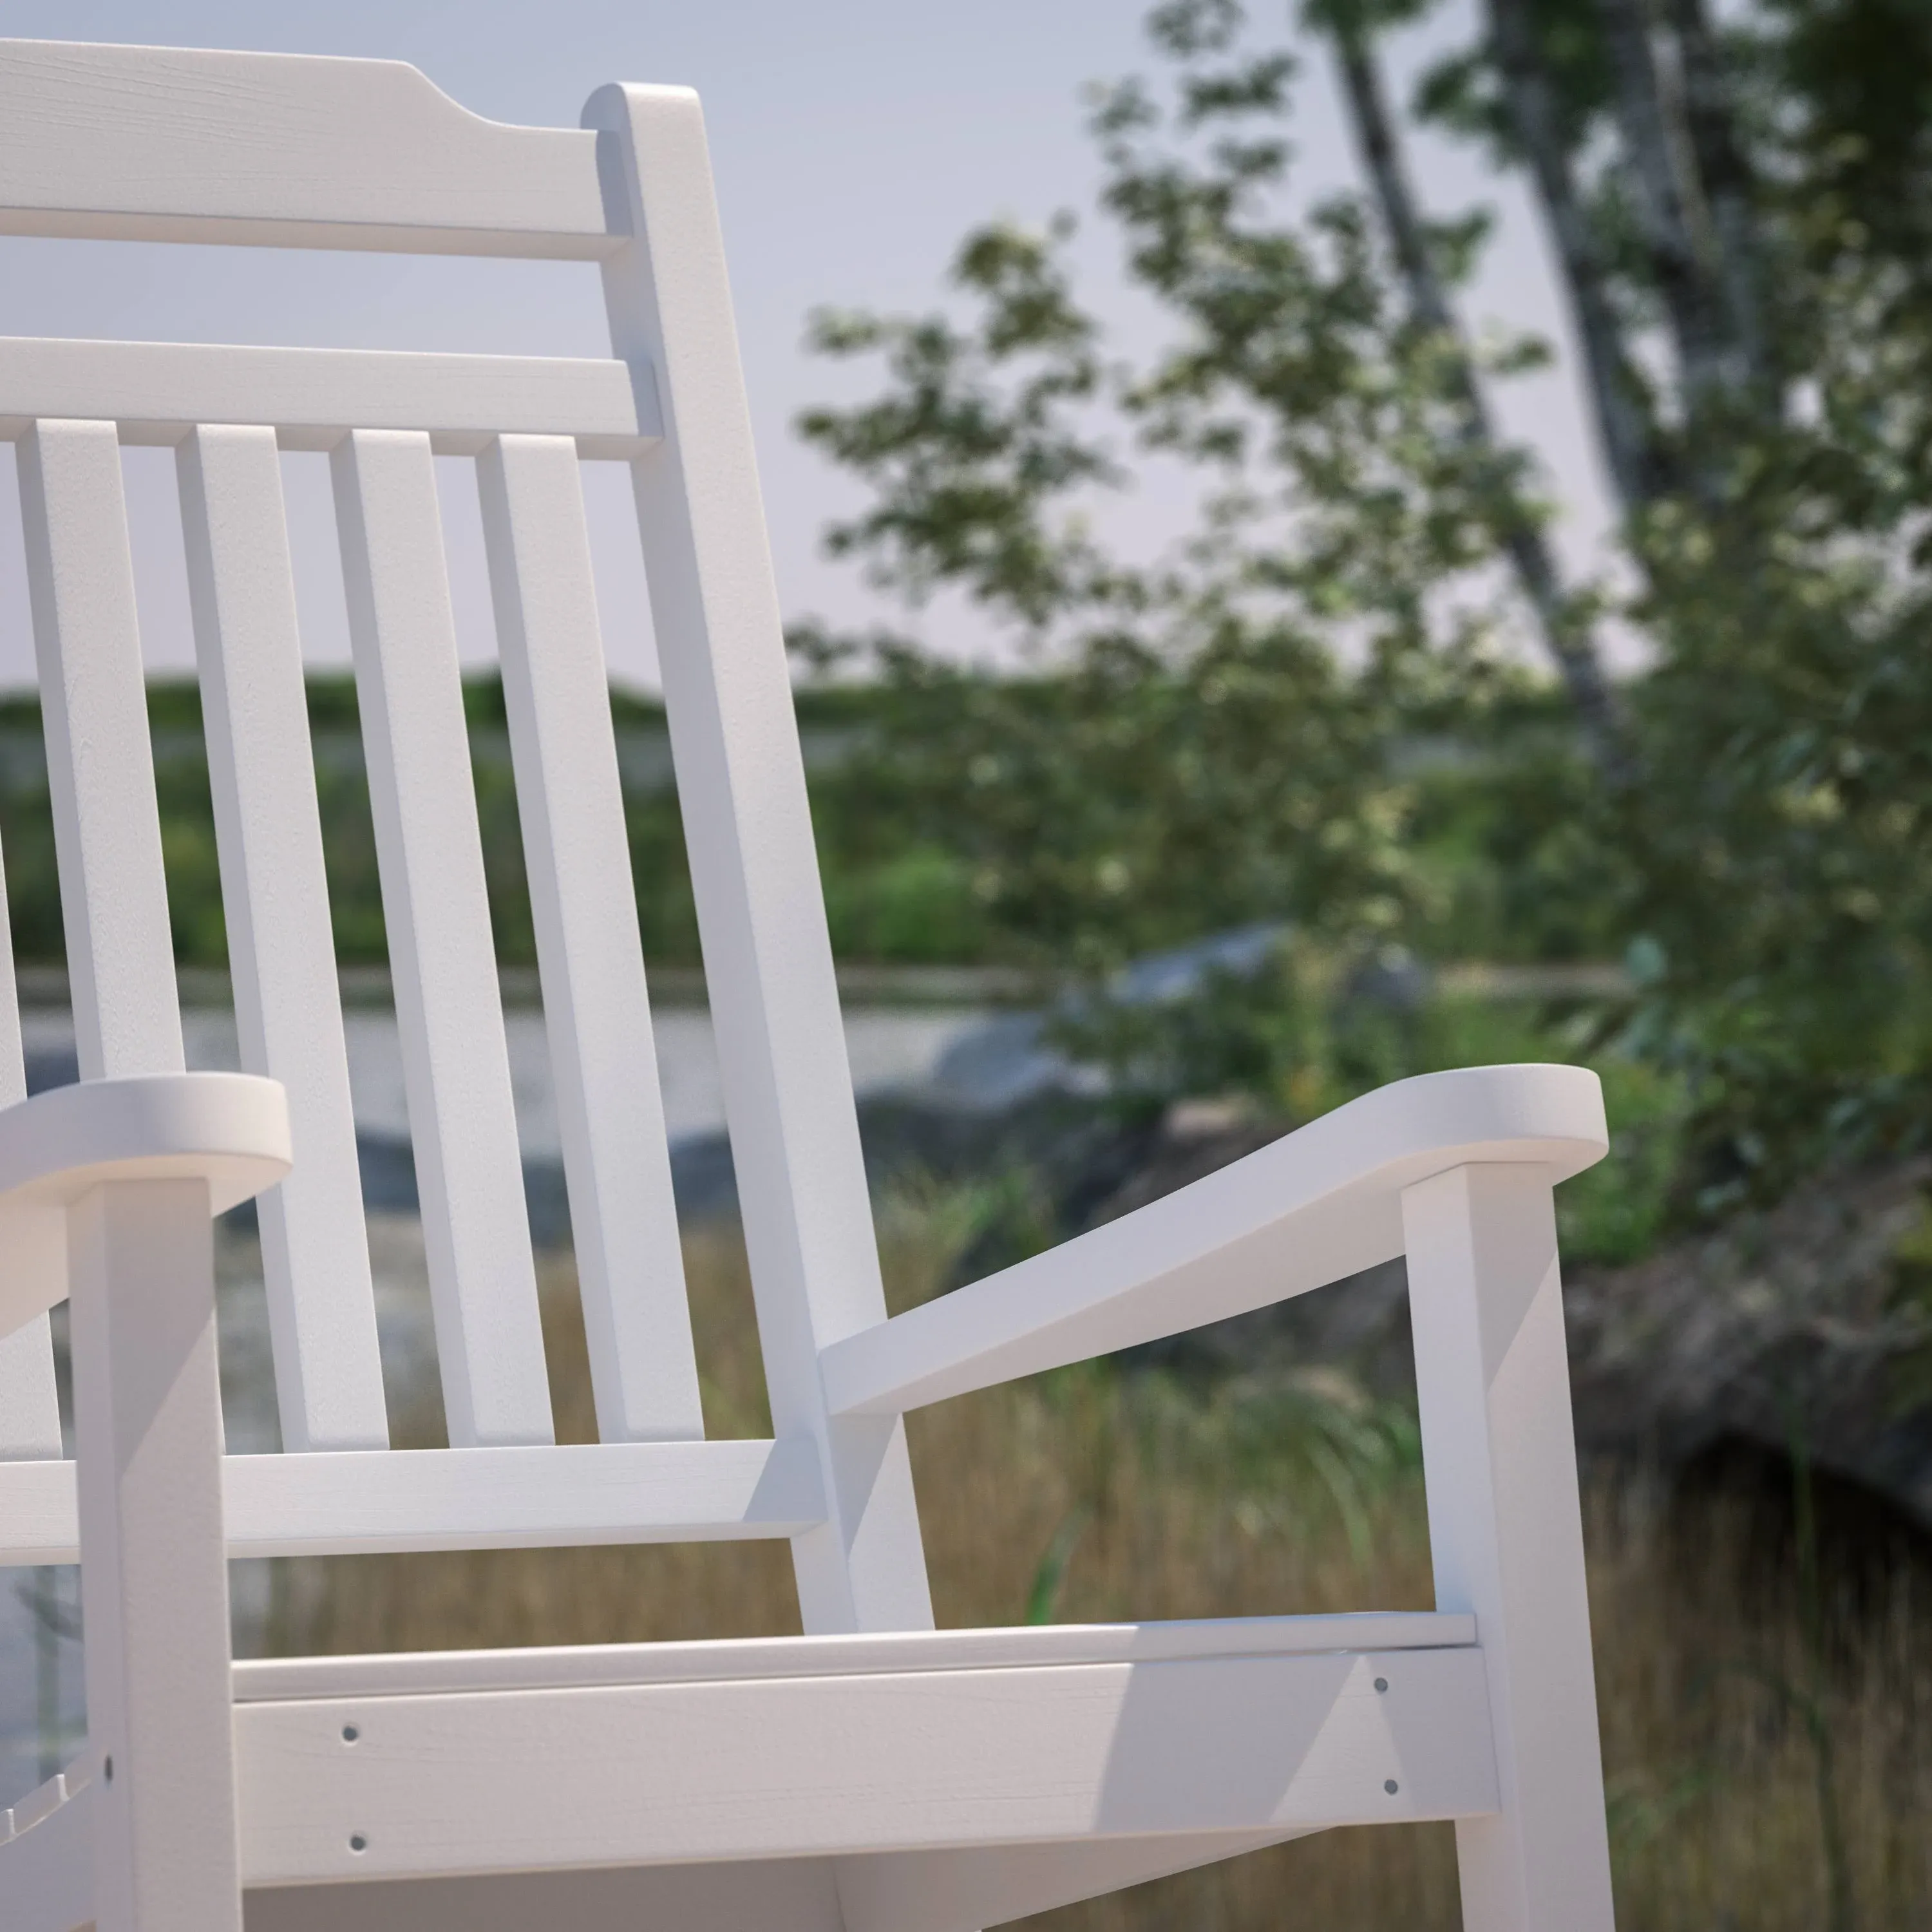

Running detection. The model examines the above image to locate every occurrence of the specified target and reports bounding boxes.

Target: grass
[266,1198,1932,1930]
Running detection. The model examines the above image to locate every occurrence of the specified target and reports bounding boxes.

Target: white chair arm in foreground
[817,1058,1616,1932]
[0,38,1618,1931]
[0,1072,289,1932]
[0,1072,292,1340]
[820,1061,1606,1415]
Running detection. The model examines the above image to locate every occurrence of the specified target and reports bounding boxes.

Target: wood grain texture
[478,433,701,1444]
[332,429,553,1450]
[0,337,659,455]
[242,1861,843,1932]
[589,80,935,1636]
[1405,1164,1615,1932]
[181,425,388,1454]
[17,420,183,1083]
[0,1765,92,1932]
[0,819,61,1459]
[0,1073,290,1347]
[69,1179,243,1930]
[232,1645,1495,1883]
[0,40,611,257]
[0,1436,822,1566]
[234,1610,1479,1701]
[0,49,1618,1932]
[820,1063,1608,1418]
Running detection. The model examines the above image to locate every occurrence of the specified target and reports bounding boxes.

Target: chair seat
[229,1606,1475,1700]
[0,38,1616,1932]
[242,1612,1495,1876]
[7,1612,1496,1931]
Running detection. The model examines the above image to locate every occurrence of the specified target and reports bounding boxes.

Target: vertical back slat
[179,424,388,1454]
[588,86,934,1632]
[0,829,62,1461]
[330,428,553,1449]
[16,419,183,1081]
[477,433,702,1444]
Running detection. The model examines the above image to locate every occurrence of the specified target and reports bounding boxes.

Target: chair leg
[68,1178,243,1932]
[1402,1163,1615,1932]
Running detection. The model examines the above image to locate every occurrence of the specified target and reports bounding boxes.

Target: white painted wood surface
[182,425,389,1454]
[232,1610,1477,1700]
[17,419,183,1084]
[590,80,936,1637]
[0,40,611,258]
[333,429,553,1450]
[0,41,1620,1932]
[0,1763,91,1932]
[478,433,701,1444]
[0,1318,60,1464]
[820,1062,1607,1417]
[234,1643,1493,1883]
[0,1437,823,1567]
[0,827,61,1461]
[0,1073,292,1341]
[70,1179,243,1931]
[0,337,660,455]
[244,1861,846,1932]
[1406,1164,1615,1932]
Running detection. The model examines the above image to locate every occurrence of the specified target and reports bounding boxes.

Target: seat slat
[179,425,388,1454]
[16,420,184,1081]
[232,1610,1479,1701]
[0,825,61,1460]
[0,337,660,457]
[331,428,553,1449]
[230,1646,1497,1884]
[478,433,701,1444]
[0,1438,823,1564]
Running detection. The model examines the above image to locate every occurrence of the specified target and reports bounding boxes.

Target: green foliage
[0,675,1004,978]
[793,17,1584,981]
[788,0,1932,1221]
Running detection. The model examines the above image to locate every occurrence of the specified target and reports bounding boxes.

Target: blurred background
[4,2,1932,1926]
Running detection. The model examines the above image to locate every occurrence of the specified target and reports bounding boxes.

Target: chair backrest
[0,40,933,1637]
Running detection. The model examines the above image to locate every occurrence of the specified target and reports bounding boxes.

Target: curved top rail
[0,1072,291,1341]
[819,1062,1609,1417]
[0,40,616,258]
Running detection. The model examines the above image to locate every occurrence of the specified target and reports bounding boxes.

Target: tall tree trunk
[1331,21,1627,779]
[1594,0,1734,425]
[1486,0,1669,518]
[1665,0,1780,406]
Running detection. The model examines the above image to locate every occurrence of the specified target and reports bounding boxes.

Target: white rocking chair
[0,39,1617,1932]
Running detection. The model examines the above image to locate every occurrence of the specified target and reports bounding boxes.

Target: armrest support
[819,1063,1605,1417]
[0,1072,290,1342]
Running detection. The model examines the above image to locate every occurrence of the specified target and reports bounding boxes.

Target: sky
[0,0,1615,690]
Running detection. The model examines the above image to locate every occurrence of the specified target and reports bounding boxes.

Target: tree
[799,0,1932,1202]
[797,5,1580,981]
[1411,0,1932,1195]
[1312,0,1626,777]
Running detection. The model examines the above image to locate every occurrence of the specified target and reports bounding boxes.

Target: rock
[1076,1117,1932,1537]
[1564,1155,1932,1531]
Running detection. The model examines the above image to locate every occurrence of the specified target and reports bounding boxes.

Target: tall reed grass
[268,1202,1932,1929]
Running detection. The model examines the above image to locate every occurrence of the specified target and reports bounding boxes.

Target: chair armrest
[819,1063,1605,1417]
[0,1072,290,1342]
